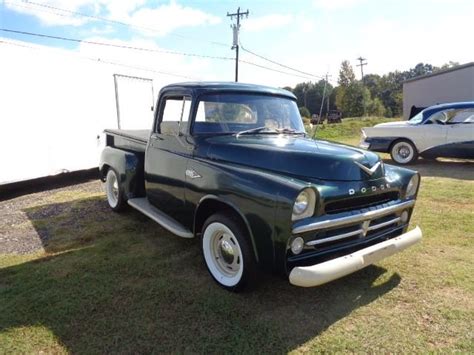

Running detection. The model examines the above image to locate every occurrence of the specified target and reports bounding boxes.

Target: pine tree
[338,60,356,87]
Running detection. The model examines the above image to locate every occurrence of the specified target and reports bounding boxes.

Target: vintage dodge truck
[100,82,422,291]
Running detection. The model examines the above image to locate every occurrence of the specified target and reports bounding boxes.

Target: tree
[292,81,334,116]
[409,63,434,78]
[438,61,459,70]
[339,82,371,117]
[334,86,345,113]
[367,97,386,117]
[298,106,311,118]
[363,73,381,99]
[338,60,356,87]
[293,82,311,108]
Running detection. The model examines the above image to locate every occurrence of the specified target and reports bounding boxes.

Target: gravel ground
[0,180,103,254]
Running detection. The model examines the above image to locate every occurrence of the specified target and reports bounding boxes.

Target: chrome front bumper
[288,226,422,287]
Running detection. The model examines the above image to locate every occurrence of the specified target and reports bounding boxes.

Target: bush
[299,106,311,118]
[367,97,386,117]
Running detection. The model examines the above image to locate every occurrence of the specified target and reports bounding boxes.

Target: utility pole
[313,73,331,138]
[356,56,367,81]
[227,7,249,82]
[318,73,331,120]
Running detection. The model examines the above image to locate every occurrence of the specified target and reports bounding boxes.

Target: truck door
[145,94,193,224]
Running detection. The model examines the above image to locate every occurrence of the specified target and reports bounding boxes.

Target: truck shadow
[383,158,473,180]
[0,196,400,353]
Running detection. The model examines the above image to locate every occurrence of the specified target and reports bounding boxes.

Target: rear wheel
[201,214,256,291]
[390,140,418,164]
[105,168,126,211]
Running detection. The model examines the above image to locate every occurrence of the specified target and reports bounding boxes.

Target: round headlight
[291,237,304,254]
[292,188,316,221]
[293,191,310,215]
[406,174,419,198]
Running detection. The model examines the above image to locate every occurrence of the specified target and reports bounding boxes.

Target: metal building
[403,62,474,120]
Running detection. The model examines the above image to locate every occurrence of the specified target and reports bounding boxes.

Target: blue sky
[1,0,473,87]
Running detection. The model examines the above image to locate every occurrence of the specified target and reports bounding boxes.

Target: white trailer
[0,39,159,185]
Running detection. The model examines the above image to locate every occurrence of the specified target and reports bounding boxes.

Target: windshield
[408,111,424,125]
[192,93,305,135]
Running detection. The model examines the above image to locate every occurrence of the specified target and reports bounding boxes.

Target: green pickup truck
[100,82,422,291]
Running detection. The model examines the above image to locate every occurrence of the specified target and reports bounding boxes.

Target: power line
[0,38,201,80]
[238,58,317,81]
[1,27,325,81]
[0,28,235,60]
[6,0,229,48]
[4,1,330,83]
[240,43,324,80]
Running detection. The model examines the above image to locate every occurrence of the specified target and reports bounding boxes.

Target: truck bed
[104,129,150,153]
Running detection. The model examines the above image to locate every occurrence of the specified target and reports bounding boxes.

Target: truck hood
[198,135,384,181]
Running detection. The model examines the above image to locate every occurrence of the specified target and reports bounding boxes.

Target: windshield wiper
[275,128,305,136]
[235,126,305,138]
[234,126,269,138]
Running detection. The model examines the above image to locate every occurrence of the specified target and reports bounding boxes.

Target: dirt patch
[0,181,103,254]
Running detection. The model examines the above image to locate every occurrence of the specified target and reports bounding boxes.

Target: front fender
[186,158,305,272]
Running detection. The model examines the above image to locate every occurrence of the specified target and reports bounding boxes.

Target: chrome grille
[325,191,399,214]
[306,215,400,247]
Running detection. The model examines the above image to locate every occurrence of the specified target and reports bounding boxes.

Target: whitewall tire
[105,168,126,211]
[202,214,256,291]
[390,140,418,165]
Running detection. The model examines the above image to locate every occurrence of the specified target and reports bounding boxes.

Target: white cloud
[312,0,366,10]
[128,2,221,36]
[5,0,220,34]
[242,14,293,32]
[5,0,145,26]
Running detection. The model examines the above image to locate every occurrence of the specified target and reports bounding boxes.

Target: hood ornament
[354,161,381,176]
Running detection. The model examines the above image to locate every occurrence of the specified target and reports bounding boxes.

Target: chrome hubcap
[112,178,119,200]
[398,146,410,158]
[393,142,414,163]
[212,232,241,277]
[106,170,119,207]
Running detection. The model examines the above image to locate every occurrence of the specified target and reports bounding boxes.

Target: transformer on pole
[227,7,249,82]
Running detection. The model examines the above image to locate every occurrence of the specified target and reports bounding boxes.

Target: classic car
[100,82,422,291]
[360,102,474,164]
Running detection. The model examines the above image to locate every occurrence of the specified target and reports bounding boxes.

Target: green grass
[309,116,394,146]
[1,118,473,353]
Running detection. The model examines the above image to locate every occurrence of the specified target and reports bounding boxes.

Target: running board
[127,198,194,239]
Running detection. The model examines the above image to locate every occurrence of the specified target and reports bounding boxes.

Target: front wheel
[390,140,418,165]
[202,214,256,291]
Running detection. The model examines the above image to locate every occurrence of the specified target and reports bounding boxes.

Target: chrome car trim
[306,229,362,246]
[368,216,401,231]
[293,199,414,234]
[305,216,402,246]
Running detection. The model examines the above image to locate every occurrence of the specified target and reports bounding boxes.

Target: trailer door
[113,74,154,129]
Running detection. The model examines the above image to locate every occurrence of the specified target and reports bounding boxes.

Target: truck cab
[100,82,422,291]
